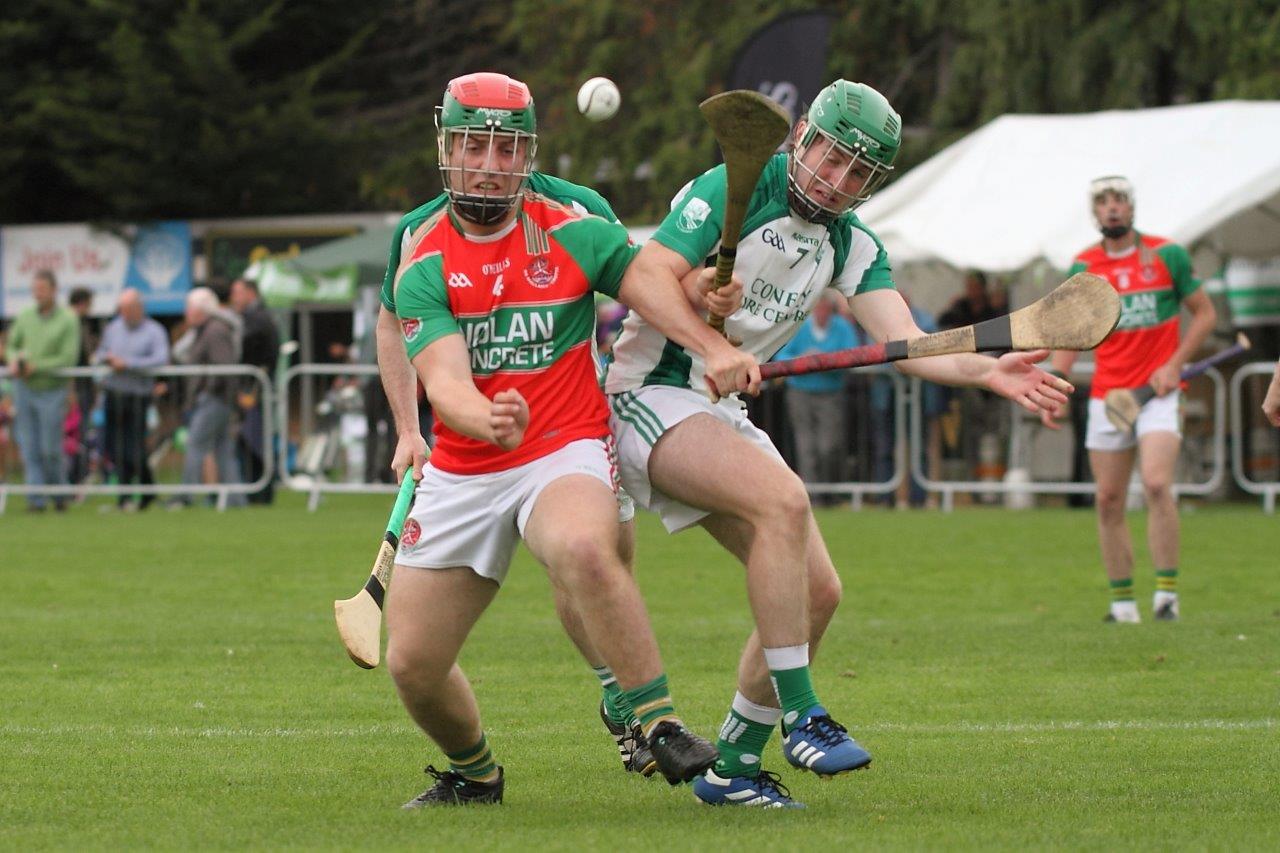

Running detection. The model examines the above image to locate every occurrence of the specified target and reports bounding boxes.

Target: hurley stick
[334,470,418,669]
[699,90,792,337]
[761,272,1120,380]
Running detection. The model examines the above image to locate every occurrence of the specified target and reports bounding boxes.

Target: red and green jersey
[392,192,637,475]
[1069,234,1200,398]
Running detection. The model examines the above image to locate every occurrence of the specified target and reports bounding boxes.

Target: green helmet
[788,80,902,222]
[436,72,539,226]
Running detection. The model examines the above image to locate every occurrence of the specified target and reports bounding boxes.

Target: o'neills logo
[524,256,559,289]
[401,518,422,547]
[401,318,421,340]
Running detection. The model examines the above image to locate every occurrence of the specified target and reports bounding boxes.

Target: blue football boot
[693,768,804,808]
[781,706,872,777]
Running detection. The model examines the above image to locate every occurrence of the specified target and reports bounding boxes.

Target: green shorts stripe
[616,392,667,445]
[612,393,660,447]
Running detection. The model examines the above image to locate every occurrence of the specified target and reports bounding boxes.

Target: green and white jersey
[604,153,895,395]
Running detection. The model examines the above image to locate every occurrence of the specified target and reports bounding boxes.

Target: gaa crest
[524,256,559,289]
[401,518,422,547]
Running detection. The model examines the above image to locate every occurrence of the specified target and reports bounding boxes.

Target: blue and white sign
[125,222,193,314]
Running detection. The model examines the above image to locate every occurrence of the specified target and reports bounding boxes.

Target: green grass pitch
[2,497,1277,849]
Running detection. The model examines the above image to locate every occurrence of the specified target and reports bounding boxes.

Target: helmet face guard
[436,73,538,226]
[786,80,901,223]
[437,120,537,225]
[787,125,895,222]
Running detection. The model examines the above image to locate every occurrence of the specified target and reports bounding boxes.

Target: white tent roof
[859,100,1280,273]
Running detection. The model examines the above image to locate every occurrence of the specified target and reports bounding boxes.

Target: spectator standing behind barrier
[5,270,80,512]
[939,270,1005,498]
[863,295,947,507]
[66,289,98,484]
[95,288,169,511]
[773,293,855,504]
[170,286,244,508]
[229,278,279,504]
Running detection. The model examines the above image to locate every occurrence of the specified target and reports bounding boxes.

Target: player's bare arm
[376,304,429,479]
[412,331,528,450]
[620,242,760,397]
[850,288,1071,414]
[1148,288,1216,396]
[1264,362,1280,427]
[680,265,743,319]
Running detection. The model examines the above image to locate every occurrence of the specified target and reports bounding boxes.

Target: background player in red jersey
[379,72,757,808]
[1044,176,1215,623]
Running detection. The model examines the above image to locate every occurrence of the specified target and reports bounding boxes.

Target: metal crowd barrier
[908,363,1228,512]
[278,363,399,511]
[0,364,272,514]
[800,366,908,509]
[1230,361,1280,513]
[279,364,911,512]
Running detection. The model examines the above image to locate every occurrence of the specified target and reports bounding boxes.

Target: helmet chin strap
[453,194,515,226]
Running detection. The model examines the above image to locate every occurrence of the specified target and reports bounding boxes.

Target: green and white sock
[715,692,781,778]
[1110,577,1135,603]
[447,733,499,783]
[764,644,821,732]
[622,674,679,738]
[593,664,636,728]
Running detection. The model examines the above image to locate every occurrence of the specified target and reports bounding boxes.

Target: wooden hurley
[761,272,1120,380]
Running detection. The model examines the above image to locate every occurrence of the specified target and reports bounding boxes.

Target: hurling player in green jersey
[589,80,1072,808]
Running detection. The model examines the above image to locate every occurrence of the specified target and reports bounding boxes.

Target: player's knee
[1095,487,1126,517]
[1143,477,1173,503]
[763,472,812,530]
[386,643,449,690]
[554,534,620,590]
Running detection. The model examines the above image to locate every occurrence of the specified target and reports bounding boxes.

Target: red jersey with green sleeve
[1068,233,1200,398]
[393,193,636,475]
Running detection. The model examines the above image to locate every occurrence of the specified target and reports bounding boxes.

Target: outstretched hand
[490,389,529,451]
[986,350,1073,419]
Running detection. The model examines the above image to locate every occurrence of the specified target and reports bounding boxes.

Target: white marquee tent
[859,101,1280,284]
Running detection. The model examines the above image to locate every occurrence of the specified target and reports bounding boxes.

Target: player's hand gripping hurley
[699,90,792,339]
[1103,332,1250,432]
[334,470,417,669]
[760,272,1121,379]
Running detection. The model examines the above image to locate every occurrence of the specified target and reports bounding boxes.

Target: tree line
[2,0,1276,225]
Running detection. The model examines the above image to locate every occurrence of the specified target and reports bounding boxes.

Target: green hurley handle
[385,469,417,545]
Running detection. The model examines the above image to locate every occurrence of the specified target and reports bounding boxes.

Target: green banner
[249,258,357,307]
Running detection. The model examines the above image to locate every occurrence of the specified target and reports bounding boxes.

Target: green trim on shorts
[612,392,666,447]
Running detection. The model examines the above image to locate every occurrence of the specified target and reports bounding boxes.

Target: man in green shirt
[4,270,80,511]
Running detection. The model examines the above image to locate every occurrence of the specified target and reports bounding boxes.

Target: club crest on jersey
[400,518,422,547]
[524,256,559,289]
[401,318,421,341]
[679,197,711,232]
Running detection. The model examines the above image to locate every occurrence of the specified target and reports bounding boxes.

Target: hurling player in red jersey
[1044,177,1215,624]
[376,72,758,808]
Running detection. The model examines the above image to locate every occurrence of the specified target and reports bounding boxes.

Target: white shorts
[1086,392,1181,451]
[609,386,784,533]
[396,437,620,585]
